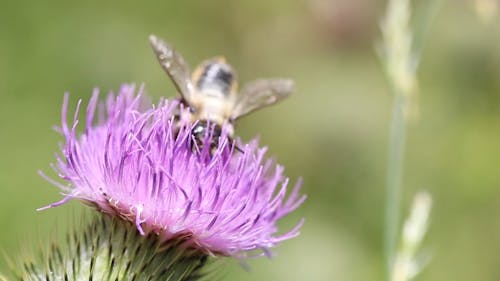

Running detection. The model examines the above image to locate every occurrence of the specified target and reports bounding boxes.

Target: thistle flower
[41,84,305,258]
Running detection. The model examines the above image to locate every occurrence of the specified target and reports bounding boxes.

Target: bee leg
[226,136,243,154]
[234,145,244,153]
[170,114,183,141]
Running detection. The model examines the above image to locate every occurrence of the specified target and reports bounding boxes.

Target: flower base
[17,213,210,281]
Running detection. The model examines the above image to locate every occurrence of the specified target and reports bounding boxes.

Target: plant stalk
[385,92,408,280]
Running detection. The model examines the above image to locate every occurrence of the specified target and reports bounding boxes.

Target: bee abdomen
[196,62,235,97]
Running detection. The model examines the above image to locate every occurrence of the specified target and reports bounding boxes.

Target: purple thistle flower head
[42,84,305,257]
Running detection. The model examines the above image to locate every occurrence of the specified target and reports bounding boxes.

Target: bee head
[192,57,238,98]
[190,121,222,156]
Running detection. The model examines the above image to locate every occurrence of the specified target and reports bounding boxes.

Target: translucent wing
[232,79,294,119]
[149,34,194,103]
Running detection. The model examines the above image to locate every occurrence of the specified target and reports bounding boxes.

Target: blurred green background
[1,0,500,280]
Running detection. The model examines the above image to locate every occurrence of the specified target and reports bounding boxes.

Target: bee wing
[149,34,195,103]
[232,79,294,119]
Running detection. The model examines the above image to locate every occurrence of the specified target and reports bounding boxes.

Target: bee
[149,34,293,152]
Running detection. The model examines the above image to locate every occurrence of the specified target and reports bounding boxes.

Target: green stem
[385,92,407,281]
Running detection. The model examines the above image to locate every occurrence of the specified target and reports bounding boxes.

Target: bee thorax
[190,94,233,125]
